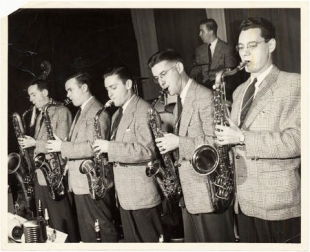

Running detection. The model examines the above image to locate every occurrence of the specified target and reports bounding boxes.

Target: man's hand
[46,134,62,152]
[155,133,180,154]
[215,118,243,145]
[92,140,109,154]
[18,135,36,148]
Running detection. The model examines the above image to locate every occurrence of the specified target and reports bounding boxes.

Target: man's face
[238,28,273,75]
[28,84,48,109]
[104,74,130,107]
[65,78,85,107]
[199,24,212,44]
[151,60,181,96]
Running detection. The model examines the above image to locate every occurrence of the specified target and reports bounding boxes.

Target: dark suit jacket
[190,38,237,88]
[34,100,72,186]
[61,97,111,195]
[231,66,301,221]
[108,94,161,210]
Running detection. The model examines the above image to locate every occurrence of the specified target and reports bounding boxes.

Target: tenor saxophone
[79,100,114,200]
[191,61,249,213]
[146,90,182,202]
[34,99,71,201]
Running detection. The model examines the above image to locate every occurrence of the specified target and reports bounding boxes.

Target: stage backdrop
[7,8,300,152]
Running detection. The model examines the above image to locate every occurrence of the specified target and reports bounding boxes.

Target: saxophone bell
[191,145,219,175]
[8,152,23,175]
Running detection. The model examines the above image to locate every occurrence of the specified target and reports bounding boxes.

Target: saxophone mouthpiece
[104,100,114,108]
[63,98,72,106]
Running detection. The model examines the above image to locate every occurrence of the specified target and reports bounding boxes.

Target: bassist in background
[18,79,80,242]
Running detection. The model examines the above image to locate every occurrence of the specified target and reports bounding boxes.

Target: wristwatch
[239,131,245,145]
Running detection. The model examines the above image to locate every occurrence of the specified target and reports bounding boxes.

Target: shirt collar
[179,78,192,105]
[81,96,93,111]
[251,64,274,90]
[209,38,218,55]
[122,94,135,113]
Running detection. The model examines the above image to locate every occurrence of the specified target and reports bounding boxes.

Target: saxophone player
[18,79,79,242]
[215,17,301,243]
[148,49,235,242]
[92,67,164,242]
[46,72,118,242]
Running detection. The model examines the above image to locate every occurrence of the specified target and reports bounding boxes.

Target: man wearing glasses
[215,17,301,242]
[148,49,235,242]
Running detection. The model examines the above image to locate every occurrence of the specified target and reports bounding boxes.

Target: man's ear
[42,89,49,97]
[125,79,133,90]
[81,83,89,92]
[175,62,184,74]
[268,38,276,54]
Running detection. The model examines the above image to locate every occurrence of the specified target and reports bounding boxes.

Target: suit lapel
[178,82,196,136]
[211,39,223,69]
[70,97,96,141]
[115,94,138,141]
[242,66,280,129]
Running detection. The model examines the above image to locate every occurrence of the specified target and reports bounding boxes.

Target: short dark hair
[103,66,133,84]
[239,17,275,42]
[66,72,93,92]
[199,18,218,36]
[148,49,184,68]
[28,79,50,93]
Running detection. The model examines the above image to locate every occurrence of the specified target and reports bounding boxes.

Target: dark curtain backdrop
[153,9,207,74]
[7,8,301,153]
[8,9,140,152]
[225,8,300,74]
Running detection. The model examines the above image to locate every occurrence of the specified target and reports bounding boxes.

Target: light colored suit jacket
[108,94,161,210]
[176,80,215,214]
[231,65,301,221]
[34,101,72,186]
[61,97,111,195]
[190,38,237,85]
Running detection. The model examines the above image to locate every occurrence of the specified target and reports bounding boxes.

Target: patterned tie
[175,95,182,135]
[173,96,182,162]
[110,107,123,141]
[239,78,258,127]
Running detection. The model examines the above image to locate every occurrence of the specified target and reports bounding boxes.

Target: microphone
[23,220,41,243]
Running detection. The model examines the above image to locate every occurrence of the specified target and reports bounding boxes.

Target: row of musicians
[17,17,301,243]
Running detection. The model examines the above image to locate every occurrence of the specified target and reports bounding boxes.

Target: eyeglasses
[236,41,265,52]
[153,65,176,84]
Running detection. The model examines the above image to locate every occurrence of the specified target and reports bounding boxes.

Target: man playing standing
[46,73,118,242]
[148,49,235,242]
[18,79,79,242]
[92,67,163,242]
[215,17,301,243]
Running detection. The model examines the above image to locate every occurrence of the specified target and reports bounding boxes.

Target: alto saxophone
[34,99,71,201]
[146,90,182,202]
[79,100,114,200]
[9,108,36,199]
[191,61,249,213]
